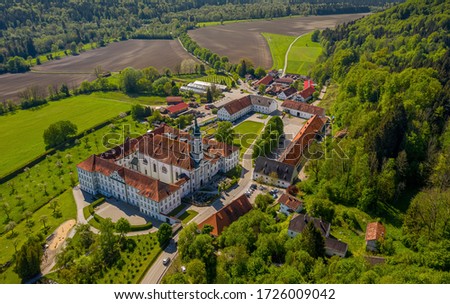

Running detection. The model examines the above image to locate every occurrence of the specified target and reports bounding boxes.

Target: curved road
[282,33,307,76]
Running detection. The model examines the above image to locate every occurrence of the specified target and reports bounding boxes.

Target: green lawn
[263,31,322,75]
[0,92,138,177]
[286,32,322,75]
[0,189,77,283]
[262,32,296,71]
[179,210,199,224]
[233,121,264,159]
[0,115,149,243]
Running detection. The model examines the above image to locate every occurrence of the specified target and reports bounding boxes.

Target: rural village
[1,0,449,286]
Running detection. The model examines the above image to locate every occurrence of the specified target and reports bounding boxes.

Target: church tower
[191,117,203,162]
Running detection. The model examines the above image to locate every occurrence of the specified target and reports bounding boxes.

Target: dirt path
[282,33,307,76]
[41,219,76,275]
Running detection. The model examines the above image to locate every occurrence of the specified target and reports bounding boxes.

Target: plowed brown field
[189,13,368,68]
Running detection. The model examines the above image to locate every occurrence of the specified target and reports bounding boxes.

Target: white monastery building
[217,95,278,122]
[77,119,239,222]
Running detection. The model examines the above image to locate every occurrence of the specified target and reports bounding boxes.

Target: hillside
[164,0,450,284]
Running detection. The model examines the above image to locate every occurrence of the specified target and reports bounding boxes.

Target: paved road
[141,235,180,284]
[282,33,307,76]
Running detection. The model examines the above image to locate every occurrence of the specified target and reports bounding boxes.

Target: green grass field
[286,32,322,75]
[262,32,296,71]
[0,92,143,177]
[0,189,77,283]
[263,31,322,75]
[233,121,264,158]
[179,210,199,224]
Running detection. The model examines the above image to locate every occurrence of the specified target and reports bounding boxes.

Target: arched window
[162,166,167,174]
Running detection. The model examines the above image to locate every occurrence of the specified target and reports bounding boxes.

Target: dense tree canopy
[0,0,401,73]
[43,120,78,148]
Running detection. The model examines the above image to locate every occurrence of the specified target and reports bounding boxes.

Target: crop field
[0,93,132,177]
[0,39,199,102]
[189,13,368,68]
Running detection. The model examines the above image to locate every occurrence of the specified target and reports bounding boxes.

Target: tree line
[0,0,402,73]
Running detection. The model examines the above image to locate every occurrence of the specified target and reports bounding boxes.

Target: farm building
[166,96,184,105]
[279,115,327,168]
[167,102,189,117]
[277,87,297,100]
[253,75,274,88]
[291,86,316,102]
[274,77,294,87]
[198,194,252,237]
[217,95,277,122]
[281,100,325,119]
[180,80,227,95]
[365,222,386,252]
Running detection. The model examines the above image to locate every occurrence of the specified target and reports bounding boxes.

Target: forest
[0,0,403,73]
[163,0,450,284]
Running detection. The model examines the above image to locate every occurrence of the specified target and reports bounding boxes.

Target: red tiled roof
[138,133,195,171]
[289,213,330,237]
[77,155,179,202]
[280,87,297,97]
[365,222,386,241]
[275,77,294,84]
[204,138,239,157]
[166,96,183,103]
[299,86,316,99]
[198,194,252,236]
[278,193,303,211]
[281,100,325,117]
[304,80,314,89]
[222,95,252,115]
[167,102,188,114]
[255,75,274,86]
[279,115,326,166]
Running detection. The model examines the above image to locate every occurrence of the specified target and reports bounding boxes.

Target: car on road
[162,257,171,266]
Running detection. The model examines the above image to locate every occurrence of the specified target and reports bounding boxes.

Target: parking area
[95,198,162,226]
[244,183,282,203]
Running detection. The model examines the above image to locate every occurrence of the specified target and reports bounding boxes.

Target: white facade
[218,96,278,122]
[282,107,315,119]
[279,202,303,216]
[291,94,311,103]
[78,124,239,221]
[252,171,291,189]
[77,167,182,222]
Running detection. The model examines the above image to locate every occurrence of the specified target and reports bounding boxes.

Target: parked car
[162,257,171,266]
[181,266,186,273]
[250,184,257,190]
[272,194,278,199]
[259,185,266,191]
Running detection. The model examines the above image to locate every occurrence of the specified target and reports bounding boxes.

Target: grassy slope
[0,92,167,177]
[261,32,296,71]
[286,32,322,75]
[0,189,77,283]
[179,210,199,224]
